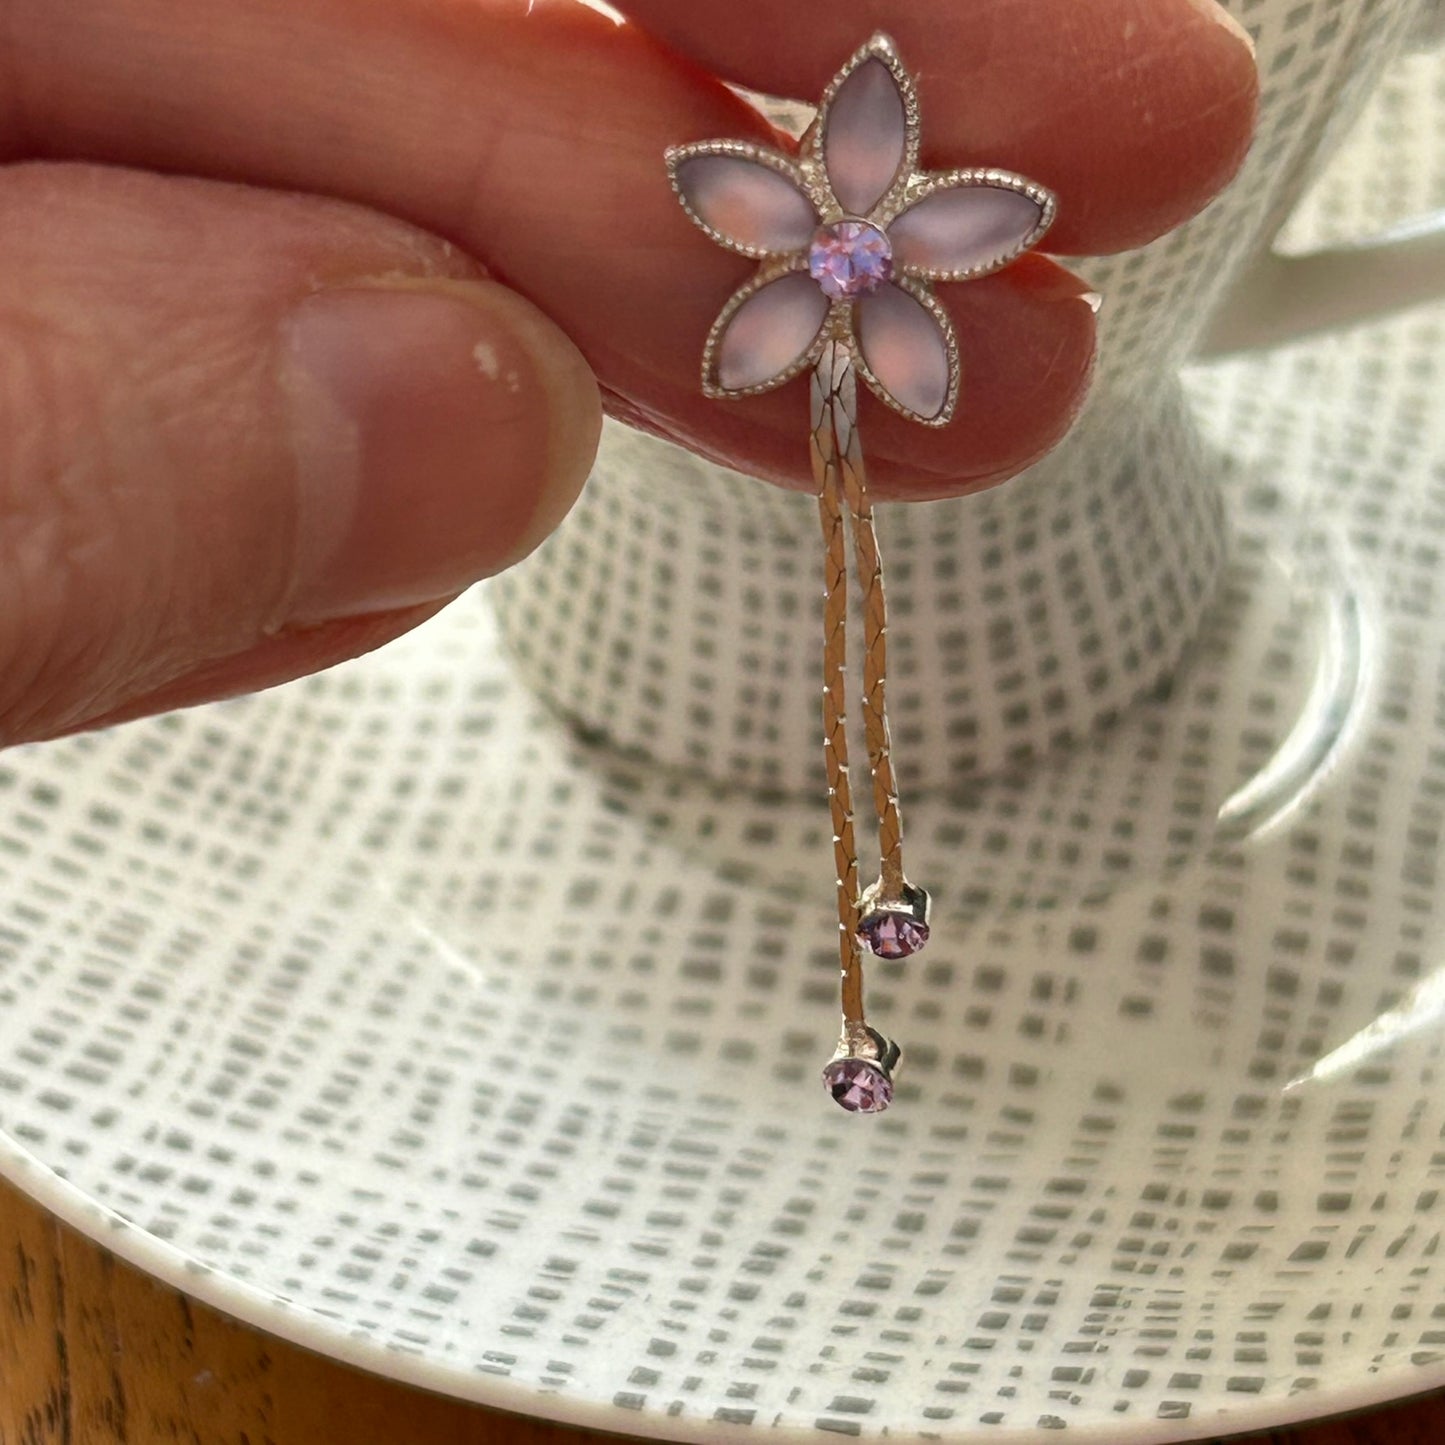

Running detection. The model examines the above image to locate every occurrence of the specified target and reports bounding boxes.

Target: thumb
[0,163,600,745]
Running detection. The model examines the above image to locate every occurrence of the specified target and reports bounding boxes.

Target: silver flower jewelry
[666,34,1057,1113]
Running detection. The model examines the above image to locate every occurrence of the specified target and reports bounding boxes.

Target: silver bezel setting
[663,139,818,260]
[803,32,921,222]
[858,878,932,930]
[699,254,836,400]
[890,168,1059,282]
[850,272,961,427]
[828,1022,903,1077]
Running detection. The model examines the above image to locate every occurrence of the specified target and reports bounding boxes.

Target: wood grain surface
[1,1175,1441,1445]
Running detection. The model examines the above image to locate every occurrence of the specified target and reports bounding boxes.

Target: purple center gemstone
[858,911,930,960]
[823,1057,894,1113]
[808,220,893,301]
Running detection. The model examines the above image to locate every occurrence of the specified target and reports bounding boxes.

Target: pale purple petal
[857,283,952,420]
[672,151,817,255]
[889,181,1050,278]
[711,271,830,393]
[823,58,908,216]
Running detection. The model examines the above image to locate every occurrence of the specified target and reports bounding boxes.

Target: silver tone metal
[699,254,830,401]
[666,29,1056,424]
[662,139,817,261]
[858,878,931,933]
[889,168,1057,283]
[828,1022,902,1077]
[849,270,961,427]
[809,34,921,223]
[671,31,1061,1108]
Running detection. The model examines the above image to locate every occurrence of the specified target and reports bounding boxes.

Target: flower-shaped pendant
[666,34,1058,1113]
[666,33,1057,425]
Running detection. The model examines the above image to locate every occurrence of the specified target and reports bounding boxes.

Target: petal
[889,171,1055,280]
[704,266,832,396]
[666,141,818,257]
[623,257,1096,500]
[855,280,956,424]
[816,35,917,217]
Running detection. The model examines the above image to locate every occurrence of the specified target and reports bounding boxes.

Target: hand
[0,0,1257,745]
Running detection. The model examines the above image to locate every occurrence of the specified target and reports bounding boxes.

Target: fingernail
[280,278,600,625]
[1186,0,1255,54]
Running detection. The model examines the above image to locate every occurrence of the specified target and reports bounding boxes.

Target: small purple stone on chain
[808,220,893,300]
[858,910,930,960]
[822,1057,894,1113]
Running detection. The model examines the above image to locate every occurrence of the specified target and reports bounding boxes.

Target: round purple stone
[808,220,893,301]
[858,910,930,960]
[823,1057,893,1113]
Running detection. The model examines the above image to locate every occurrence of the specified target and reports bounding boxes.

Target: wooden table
[2,1176,1440,1445]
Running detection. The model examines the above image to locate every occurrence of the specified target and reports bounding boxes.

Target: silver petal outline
[665,139,818,260]
[809,33,920,221]
[701,256,837,399]
[888,168,1058,282]
[852,276,960,427]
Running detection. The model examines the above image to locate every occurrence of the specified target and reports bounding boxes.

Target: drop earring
[666,33,1057,1112]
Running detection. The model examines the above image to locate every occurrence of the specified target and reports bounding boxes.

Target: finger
[54,601,452,737]
[619,257,1098,500]
[0,0,1091,496]
[0,163,600,746]
[619,0,1260,254]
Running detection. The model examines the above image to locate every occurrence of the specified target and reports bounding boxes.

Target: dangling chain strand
[812,340,911,1109]
[811,342,867,1028]
[838,424,906,903]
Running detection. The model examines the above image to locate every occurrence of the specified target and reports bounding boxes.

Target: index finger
[618,0,1259,255]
